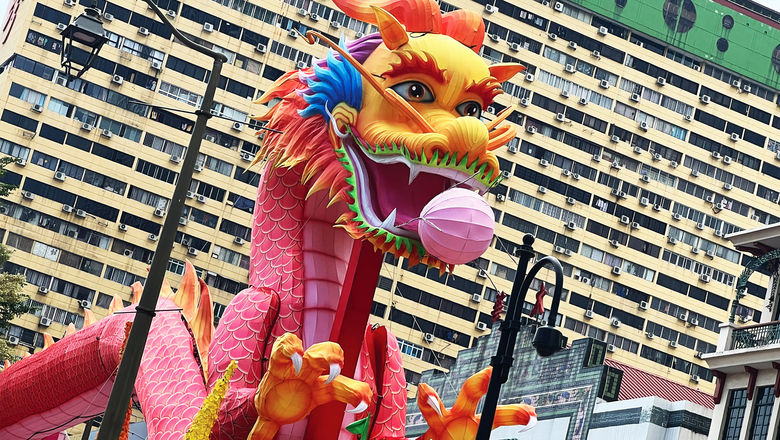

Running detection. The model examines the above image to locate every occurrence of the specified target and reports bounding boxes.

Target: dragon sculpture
[0,0,537,438]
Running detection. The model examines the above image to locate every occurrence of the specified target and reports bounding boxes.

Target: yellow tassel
[185,360,238,440]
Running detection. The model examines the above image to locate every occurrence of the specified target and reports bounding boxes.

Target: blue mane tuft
[298,38,362,120]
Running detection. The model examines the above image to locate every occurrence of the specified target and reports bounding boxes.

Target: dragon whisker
[485,105,515,131]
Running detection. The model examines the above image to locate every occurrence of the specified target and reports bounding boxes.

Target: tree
[0,156,29,362]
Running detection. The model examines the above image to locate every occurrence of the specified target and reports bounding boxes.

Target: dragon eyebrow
[382,50,447,83]
[465,77,503,107]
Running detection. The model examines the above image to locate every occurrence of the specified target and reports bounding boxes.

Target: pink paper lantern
[418,188,495,265]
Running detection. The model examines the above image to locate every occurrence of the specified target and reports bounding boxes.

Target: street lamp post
[475,233,567,440]
[60,3,228,439]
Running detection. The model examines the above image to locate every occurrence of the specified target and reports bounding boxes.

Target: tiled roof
[604,358,715,409]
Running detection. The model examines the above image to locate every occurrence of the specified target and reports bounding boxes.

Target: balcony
[704,321,780,374]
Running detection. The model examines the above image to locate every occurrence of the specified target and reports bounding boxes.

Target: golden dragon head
[255,0,524,270]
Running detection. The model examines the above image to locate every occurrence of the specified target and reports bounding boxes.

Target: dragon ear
[372,6,408,50]
[488,63,526,83]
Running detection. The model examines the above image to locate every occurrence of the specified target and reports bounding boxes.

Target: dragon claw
[326,363,341,384]
[345,400,368,414]
[427,395,442,417]
[291,352,303,376]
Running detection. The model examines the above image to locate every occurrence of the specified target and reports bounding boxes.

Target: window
[721,389,746,440]
[748,386,774,439]
[397,338,423,359]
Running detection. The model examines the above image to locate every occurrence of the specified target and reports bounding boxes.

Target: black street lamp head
[532,325,567,357]
[60,7,108,79]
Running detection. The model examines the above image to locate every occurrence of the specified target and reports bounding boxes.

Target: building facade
[0,0,778,398]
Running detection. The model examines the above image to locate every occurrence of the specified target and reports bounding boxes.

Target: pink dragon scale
[0,0,539,438]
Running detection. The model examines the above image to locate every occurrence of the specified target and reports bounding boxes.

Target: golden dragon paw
[416,367,537,440]
[248,333,372,440]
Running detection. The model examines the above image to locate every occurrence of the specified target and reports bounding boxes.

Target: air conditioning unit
[423,333,435,343]
[646,332,654,339]
[29,102,44,113]
[101,128,113,138]
[39,316,52,327]
[669,340,678,348]
[193,164,203,172]
[560,89,570,98]
[81,122,94,132]
[53,171,66,182]
[524,73,535,82]
[539,158,550,167]
[484,4,497,13]
[566,221,577,230]
[181,237,192,247]
[22,190,35,200]
[118,223,128,231]
[196,195,206,203]
[548,33,558,41]
[700,274,711,283]
[689,317,699,326]
[501,170,511,179]
[471,293,482,303]
[611,161,621,169]
[555,113,566,122]
[170,155,181,164]
[610,135,620,143]
[669,160,678,168]
[355,32,365,38]
[123,249,133,257]
[186,191,195,199]
[488,33,500,43]
[103,12,114,21]
[476,321,487,331]
[696,222,704,230]
[232,236,245,246]
[599,79,610,89]
[667,236,677,244]
[566,197,576,205]
[296,61,307,70]
[178,217,188,226]
[619,215,630,225]
[151,60,163,70]
[639,300,648,310]
[584,310,594,319]
[568,41,577,50]
[7,336,19,346]
[700,95,711,104]
[57,22,68,31]
[561,169,572,177]
[203,22,214,33]
[16,159,26,167]
[509,42,520,52]
[652,153,662,161]
[148,233,158,241]
[691,246,700,254]
[612,266,622,275]
[62,204,73,213]
[639,121,649,131]
[640,175,650,183]
[711,151,722,160]
[684,114,692,122]
[610,317,621,327]
[75,209,86,218]
[166,9,177,18]
[187,247,199,256]
[731,79,741,88]
[572,173,581,180]
[653,203,662,211]
[507,145,518,154]
[79,299,91,309]
[538,185,547,194]
[630,93,640,102]
[554,2,564,12]
[232,121,243,131]
[672,213,682,221]
[730,132,740,142]
[330,20,341,29]
[154,208,165,217]
[742,84,751,93]
[496,194,506,202]
[609,239,620,248]
[690,374,699,383]
[579,97,588,105]
[691,170,700,178]
[706,249,715,258]
[598,26,608,36]
[520,97,530,107]
[714,229,723,237]
[581,277,591,285]
[487,106,496,115]
[656,77,666,86]
[255,43,268,54]
[633,146,642,154]
[705,195,715,203]
[477,269,487,278]
[722,156,733,165]
[640,197,649,206]
[751,214,761,221]
[678,312,688,321]
[240,151,254,162]
[297,7,308,16]
[591,50,601,59]
[618,191,627,199]
[38,286,49,294]
[554,246,565,254]
[138,27,150,36]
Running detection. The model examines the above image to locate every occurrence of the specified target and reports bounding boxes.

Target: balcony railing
[731,321,780,350]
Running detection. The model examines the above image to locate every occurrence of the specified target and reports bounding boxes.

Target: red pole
[304,239,384,439]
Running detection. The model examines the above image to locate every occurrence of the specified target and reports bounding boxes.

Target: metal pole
[80,419,94,440]
[475,234,535,439]
[95,1,227,438]
[475,234,566,440]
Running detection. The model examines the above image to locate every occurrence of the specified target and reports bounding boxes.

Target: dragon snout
[439,116,490,158]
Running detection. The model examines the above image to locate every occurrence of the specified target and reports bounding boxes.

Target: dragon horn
[331,0,441,33]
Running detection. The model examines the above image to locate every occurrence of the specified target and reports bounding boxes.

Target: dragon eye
[390,81,434,103]
[456,101,482,118]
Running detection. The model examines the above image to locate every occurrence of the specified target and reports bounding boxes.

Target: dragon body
[0,0,538,438]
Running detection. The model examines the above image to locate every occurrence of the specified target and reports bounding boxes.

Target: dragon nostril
[442,118,489,154]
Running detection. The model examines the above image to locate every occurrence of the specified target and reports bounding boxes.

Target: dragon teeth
[379,209,397,230]
[408,163,422,185]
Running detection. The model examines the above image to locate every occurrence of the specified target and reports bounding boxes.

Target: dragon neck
[250,163,356,348]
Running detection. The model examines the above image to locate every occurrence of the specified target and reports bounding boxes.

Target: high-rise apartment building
[0,0,778,398]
